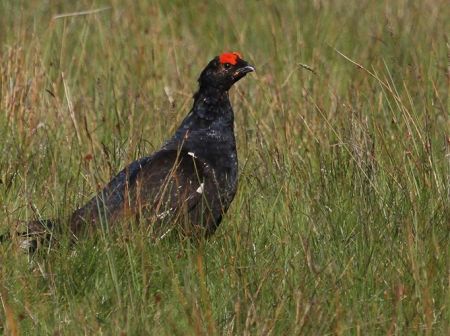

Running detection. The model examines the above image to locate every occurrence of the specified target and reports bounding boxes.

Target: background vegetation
[0,0,448,334]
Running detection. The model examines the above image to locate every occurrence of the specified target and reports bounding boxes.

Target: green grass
[1,0,449,334]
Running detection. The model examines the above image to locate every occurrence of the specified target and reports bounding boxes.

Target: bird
[4,52,255,250]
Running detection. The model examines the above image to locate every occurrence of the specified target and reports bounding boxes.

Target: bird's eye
[224,63,231,69]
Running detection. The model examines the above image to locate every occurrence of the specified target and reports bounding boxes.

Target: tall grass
[1,0,448,334]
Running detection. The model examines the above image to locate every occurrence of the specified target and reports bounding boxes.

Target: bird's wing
[132,149,220,238]
[70,149,220,237]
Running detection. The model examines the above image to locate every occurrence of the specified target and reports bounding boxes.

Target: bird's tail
[0,219,58,253]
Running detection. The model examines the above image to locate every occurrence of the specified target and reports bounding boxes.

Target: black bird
[7,52,254,248]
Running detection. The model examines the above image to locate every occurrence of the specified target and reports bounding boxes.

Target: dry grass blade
[52,7,111,20]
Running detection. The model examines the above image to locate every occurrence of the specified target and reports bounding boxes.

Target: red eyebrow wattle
[219,52,241,65]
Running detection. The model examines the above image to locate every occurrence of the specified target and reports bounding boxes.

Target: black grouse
[8,52,254,247]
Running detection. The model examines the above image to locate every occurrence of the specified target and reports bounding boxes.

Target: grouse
[4,52,254,248]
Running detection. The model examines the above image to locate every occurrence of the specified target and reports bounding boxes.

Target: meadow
[0,0,449,334]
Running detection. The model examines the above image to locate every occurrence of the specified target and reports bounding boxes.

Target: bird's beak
[237,65,255,75]
[233,64,255,81]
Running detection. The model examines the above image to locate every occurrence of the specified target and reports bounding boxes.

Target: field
[0,0,449,334]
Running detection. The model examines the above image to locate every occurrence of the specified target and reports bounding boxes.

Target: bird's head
[198,52,255,91]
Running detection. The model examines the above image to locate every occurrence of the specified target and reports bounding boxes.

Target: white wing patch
[187,152,197,158]
[196,183,204,194]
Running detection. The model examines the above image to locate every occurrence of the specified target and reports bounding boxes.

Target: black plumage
[8,52,254,247]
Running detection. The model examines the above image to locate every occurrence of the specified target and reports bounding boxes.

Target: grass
[0,0,449,334]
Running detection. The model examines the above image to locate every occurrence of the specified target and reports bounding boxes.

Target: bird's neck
[164,86,237,167]
[191,87,233,123]
[168,86,235,141]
